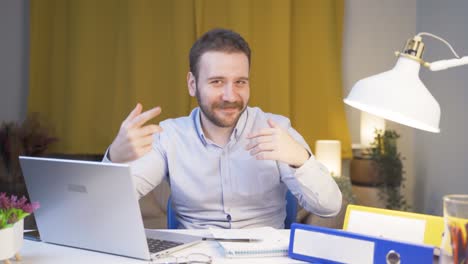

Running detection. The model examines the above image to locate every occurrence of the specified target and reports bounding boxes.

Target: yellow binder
[343,205,444,248]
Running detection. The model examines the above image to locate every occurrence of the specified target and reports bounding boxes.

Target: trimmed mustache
[213,101,243,110]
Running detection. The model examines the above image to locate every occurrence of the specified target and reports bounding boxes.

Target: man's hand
[109,103,163,163]
[246,119,309,168]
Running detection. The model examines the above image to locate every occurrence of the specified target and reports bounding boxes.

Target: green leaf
[0,208,30,229]
[16,211,30,221]
[3,223,14,229]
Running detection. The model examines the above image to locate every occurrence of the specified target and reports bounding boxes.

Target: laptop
[19,156,202,260]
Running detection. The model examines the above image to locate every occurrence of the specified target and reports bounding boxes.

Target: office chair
[167,190,297,229]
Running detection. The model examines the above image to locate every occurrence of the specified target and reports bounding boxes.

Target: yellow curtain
[29,0,351,158]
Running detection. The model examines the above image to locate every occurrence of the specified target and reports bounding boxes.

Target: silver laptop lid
[19,156,151,260]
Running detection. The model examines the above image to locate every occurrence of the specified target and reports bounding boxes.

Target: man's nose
[222,83,236,102]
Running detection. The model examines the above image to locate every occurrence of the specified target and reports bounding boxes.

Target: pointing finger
[130,106,162,128]
[124,103,142,124]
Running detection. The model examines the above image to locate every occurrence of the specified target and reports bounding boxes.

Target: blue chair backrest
[284,190,297,229]
[167,190,297,229]
[166,196,178,229]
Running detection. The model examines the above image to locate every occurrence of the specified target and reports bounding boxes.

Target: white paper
[210,227,289,258]
[347,210,426,244]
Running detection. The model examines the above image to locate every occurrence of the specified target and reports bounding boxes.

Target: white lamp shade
[344,57,441,133]
[315,140,341,177]
[360,112,385,148]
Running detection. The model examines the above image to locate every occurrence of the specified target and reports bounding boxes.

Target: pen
[202,237,263,242]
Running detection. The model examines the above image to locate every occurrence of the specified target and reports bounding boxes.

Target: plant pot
[0,219,23,263]
[350,158,403,186]
[350,157,383,186]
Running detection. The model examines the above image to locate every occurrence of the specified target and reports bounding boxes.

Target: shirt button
[226,214,232,221]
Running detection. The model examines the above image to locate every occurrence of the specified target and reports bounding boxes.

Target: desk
[17,229,307,264]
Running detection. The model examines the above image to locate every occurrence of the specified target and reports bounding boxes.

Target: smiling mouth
[219,108,239,115]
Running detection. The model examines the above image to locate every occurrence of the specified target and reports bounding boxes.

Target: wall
[0,0,29,122]
[342,0,417,207]
[414,0,468,215]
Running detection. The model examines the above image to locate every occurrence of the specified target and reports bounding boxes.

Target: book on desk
[210,227,289,258]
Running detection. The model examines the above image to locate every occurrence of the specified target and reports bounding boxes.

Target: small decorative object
[0,193,40,264]
[439,194,468,264]
[315,140,341,177]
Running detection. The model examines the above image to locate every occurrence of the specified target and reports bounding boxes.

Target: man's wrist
[290,148,311,168]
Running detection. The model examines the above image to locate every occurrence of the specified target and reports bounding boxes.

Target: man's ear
[187,72,196,97]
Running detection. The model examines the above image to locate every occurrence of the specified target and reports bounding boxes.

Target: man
[104,28,342,229]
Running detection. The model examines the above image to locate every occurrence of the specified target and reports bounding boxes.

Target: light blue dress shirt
[105,106,342,229]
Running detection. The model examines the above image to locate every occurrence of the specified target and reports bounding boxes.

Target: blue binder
[288,223,435,264]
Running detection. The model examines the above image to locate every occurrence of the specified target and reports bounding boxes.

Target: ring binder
[288,223,435,264]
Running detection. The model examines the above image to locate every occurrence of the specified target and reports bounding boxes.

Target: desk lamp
[344,33,468,262]
[344,32,468,132]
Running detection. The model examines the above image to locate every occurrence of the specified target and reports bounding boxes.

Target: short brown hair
[189,28,251,80]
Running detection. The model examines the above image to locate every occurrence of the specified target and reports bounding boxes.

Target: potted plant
[369,129,410,210]
[0,114,56,231]
[0,193,39,263]
[0,114,57,197]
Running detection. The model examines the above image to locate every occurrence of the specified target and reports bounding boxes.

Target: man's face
[188,51,250,128]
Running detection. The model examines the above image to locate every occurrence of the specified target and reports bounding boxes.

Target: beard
[195,87,247,128]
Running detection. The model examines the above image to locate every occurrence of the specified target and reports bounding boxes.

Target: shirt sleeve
[102,133,168,199]
[279,124,343,217]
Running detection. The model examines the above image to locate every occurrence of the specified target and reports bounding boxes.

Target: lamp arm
[429,56,468,71]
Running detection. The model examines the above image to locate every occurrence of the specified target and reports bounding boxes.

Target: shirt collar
[232,107,248,141]
[193,108,208,145]
[193,107,249,146]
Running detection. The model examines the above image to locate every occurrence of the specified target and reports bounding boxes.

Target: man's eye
[211,80,222,84]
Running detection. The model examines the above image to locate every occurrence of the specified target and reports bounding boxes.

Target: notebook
[210,227,289,258]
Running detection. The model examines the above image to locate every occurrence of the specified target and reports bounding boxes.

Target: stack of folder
[288,205,443,263]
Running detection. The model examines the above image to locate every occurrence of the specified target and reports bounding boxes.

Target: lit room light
[315,140,341,177]
[360,112,385,149]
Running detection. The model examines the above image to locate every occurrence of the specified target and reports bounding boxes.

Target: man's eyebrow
[205,76,249,81]
[206,76,226,80]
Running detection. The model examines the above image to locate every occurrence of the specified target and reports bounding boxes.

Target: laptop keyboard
[147,238,183,253]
